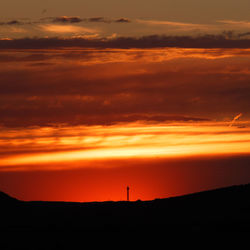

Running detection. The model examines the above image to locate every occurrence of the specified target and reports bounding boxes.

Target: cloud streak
[53,16,82,23]
[1,34,250,49]
[0,16,132,26]
[0,47,249,128]
[137,19,211,30]
[0,122,250,170]
[217,20,250,28]
[52,16,131,24]
[39,24,98,34]
[230,113,243,127]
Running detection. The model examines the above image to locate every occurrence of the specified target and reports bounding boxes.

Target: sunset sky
[0,0,250,202]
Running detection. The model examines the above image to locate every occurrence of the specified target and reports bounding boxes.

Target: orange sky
[1,121,250,201]
[1,0,250,39]
[0,47,250,202]
[1,155,250,202]
[2,1,250,203]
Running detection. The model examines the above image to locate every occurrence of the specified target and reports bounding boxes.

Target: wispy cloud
[40,24,98,34]
[138,18,250,31]
[238,32,250,38]
[229,113,243,127]
[137,19,212,31]
[0,122,250,170]
[217,20,250,27]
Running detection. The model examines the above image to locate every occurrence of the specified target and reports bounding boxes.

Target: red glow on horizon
[1,155,250,202]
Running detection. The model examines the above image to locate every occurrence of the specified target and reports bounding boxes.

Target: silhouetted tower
[127,186,130,201]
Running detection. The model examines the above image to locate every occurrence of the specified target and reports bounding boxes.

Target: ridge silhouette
[0,191,19,204]
[1,184,250,231]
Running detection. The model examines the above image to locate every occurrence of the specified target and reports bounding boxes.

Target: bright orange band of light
[1,121,250,169]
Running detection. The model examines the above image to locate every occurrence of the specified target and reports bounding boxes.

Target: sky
[0,1,250,202]
[1,0,250,39]
[1,0,250,21]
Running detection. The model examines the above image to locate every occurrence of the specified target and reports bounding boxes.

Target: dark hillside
[0,191,19,204]
[1,184,250,231]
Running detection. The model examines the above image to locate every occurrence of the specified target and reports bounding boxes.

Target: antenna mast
[127,186,130,201]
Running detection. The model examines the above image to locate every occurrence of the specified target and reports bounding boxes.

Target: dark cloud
[0,43,250,127]
[0,53,51,62]
[115,18,131,23]
[0,20,23,25]
[87,17,109,23]
[221,30,235,39]
[238,32,250,38]
[85,17,131,23]
[51,16,131,24]
[1,34,250,49]
[6,20,21,25]
[0,48,249,127]
[0,16,131,26]
[0,18,43,26]
[53,16,83,23]
[48,16,131,24]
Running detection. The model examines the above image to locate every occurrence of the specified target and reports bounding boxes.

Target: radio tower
[127,186,130,201]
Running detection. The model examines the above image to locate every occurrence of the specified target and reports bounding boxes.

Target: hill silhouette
[0,191,19,204]
[1,184,250,231]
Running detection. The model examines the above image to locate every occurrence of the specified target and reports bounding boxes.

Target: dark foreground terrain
[1,184,250,232]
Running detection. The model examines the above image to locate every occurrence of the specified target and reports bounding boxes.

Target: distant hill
[0,191,18,204]
[1,184,250,232]
[158,184,250,210]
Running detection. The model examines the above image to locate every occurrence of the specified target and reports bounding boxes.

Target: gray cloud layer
[0,47,249,127]
[1,34,250,49]
[0,16,131,26]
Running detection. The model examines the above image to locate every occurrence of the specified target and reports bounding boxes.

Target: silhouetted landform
[0,191,19,204]
[2,184,250,232]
